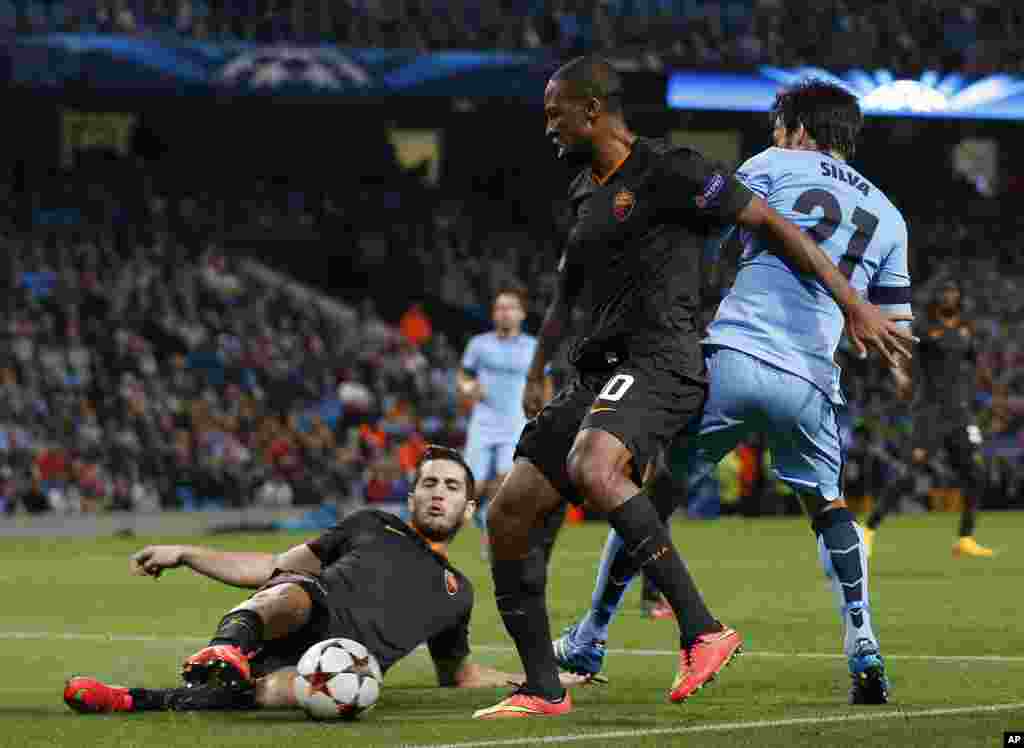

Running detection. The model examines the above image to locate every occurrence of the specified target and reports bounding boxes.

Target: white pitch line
[2,632,1023,664]
[0,632,206,644]
[401,702,1024,748]
[472,644,1024,664]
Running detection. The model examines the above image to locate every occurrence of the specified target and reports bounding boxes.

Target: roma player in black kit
[64,447,586,715]
[865,279,995,558]
[475,57,915,719]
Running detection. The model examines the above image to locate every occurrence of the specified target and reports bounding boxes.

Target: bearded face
[407,459,473,543]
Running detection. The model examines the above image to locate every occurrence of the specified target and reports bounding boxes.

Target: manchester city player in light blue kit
[458,287,539,554]
[554,79,912,705]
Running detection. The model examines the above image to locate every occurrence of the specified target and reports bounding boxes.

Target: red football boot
[669,626,743,703]
[181,644,252,687]
[472,689,573,719]
[64,676,134,714]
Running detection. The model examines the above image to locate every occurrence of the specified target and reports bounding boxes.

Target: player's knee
[485,486,530,540]
[567,440,629,510]
[241,583,312,630]
[800,492,834,523]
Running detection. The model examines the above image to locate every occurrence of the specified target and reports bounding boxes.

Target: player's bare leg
[253,668,300,708]
[566,428,739,703]
[474,459,573,719]
[184,583,313,687]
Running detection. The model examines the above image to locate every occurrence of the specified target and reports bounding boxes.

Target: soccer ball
[293,638,383,720]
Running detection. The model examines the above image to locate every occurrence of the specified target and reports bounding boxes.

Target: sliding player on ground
[65,447,585,714]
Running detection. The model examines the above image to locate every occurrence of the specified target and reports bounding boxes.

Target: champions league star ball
[294,638,383,720]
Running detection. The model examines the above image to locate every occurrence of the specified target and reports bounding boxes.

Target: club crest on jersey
[445,570,459,596]
[613,189,635,221]
[695,172,725,209]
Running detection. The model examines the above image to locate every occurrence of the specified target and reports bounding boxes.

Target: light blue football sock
[817,517,879,659]
[575,529,634,643]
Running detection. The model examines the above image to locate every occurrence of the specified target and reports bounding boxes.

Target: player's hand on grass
[844,303,915,368]
[523,377,547,419]
[558,671,608,687]
[506,673,607,690]
[130,545,187,578]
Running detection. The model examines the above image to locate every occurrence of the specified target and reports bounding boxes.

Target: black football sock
[492,548,564,701]
[128,684,256,712]
[866,472,913,531]
[210,609,264,653]
[958,495,977,537]
[956,459,984,537]
[607,493,719,648]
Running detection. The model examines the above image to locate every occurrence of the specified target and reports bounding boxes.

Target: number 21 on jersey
[793,188,879,280]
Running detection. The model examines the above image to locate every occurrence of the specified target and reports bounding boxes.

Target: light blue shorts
[677,346,845,500]
[463,436,517,486]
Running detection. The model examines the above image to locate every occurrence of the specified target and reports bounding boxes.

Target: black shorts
[515,350,706,505]
[246,570,339,678]
[911,408,980,475]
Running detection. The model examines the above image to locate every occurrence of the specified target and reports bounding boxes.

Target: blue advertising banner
[668,67,1024,120]
[6,33,555,98]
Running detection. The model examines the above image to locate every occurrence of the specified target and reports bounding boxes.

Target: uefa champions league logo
[218,46,372,91]
[761,67,1024,115]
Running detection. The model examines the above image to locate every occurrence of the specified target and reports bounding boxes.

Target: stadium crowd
[3,1,1024,75]
[0,213,474,516]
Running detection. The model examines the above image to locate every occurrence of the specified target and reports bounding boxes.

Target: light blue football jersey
[705,147,912,404]
[461,332,537,443]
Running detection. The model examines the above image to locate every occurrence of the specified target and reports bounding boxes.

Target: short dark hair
[770,78,863,160]
[550,55,624,116]
[412,444,475,502]
[494,284,529,310]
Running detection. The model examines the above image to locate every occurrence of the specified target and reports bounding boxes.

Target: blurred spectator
[399,302,432,348]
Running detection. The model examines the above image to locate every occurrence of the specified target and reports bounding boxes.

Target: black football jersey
[913,319,978,415]
[306,510,473,672]
[559,137,753,379]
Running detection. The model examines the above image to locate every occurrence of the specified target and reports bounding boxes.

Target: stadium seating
[3,2,1022,75]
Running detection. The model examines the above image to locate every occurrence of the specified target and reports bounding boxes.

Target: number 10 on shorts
[598,373,635,402]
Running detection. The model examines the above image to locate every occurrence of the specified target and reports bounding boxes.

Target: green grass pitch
[0,511,1021,747]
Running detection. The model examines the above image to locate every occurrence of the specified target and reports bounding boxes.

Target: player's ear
[585,96,602,122]
[407,487,417,515]
[795,122,810,148]
[463,498,477,523]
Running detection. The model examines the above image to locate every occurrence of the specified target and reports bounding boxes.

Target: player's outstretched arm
[130,545,279,588]
[736,196,914,367]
